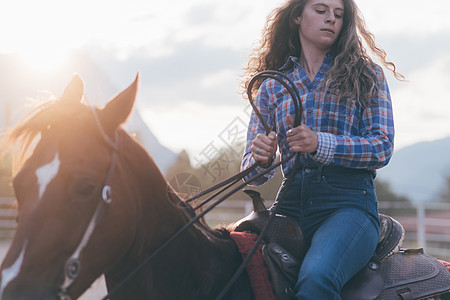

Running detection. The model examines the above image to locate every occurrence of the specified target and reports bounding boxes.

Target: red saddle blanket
[230,231,276,300]
[439,259,450,271]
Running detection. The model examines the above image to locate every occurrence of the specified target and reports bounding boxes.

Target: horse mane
[6,99,95,171]
[165,181,232,239]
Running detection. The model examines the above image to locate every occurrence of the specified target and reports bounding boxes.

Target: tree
[375,178,413,216]
[165,143,283,206]
[440,174,450,203]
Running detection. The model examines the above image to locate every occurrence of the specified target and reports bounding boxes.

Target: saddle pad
[230,231,276,300]
[439,259,450,272]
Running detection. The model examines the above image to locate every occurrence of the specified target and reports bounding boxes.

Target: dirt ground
[0,240,107,299]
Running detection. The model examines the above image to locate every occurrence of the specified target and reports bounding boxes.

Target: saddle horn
[243,189,267,213]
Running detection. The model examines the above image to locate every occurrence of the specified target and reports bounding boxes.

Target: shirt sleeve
[241,80,277,185]
[312,68,395,170]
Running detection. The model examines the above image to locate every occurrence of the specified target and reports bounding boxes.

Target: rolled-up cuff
[311,132,336,165]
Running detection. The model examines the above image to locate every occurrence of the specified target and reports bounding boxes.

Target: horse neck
[105,135,244,299]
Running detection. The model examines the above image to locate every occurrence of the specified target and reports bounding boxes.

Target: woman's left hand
[286,114,318,153]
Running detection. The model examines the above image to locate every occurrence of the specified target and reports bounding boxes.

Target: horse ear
[61,74,84,102]
[100,73,139,131]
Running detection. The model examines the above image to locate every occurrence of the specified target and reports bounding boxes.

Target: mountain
[0,51,177,174]
[123,110,177,173]
[377,137,450,203]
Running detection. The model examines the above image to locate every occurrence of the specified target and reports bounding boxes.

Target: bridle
[57,70,303,300]
[57,106,120,300]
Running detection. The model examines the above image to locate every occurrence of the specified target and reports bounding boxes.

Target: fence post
[416,202,426,248]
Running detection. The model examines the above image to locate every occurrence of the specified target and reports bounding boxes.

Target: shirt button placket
[305,90,314,126]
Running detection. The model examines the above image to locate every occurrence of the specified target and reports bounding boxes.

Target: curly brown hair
[242,0,403,106]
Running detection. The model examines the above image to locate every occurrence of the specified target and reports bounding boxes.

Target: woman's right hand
[251,131,278,165]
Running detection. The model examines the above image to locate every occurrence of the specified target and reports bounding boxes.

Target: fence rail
[0,197,16,239]
[207,199,450,261]
[378,201,450,260]
[1,196,450,260]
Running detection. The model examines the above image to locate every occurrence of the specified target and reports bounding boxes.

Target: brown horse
[0,75,252,300]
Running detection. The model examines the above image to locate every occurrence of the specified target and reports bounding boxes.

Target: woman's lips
[321,28,335,34]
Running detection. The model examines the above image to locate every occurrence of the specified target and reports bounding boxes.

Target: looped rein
[185,70,302,210]
[214,71,303,299]
[102,71,303,300]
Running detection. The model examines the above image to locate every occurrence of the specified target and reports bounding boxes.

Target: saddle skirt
[342,248,450,300]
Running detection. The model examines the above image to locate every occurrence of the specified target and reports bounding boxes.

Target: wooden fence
[1,196,450,261]
[206,199,450,261]
[0,197,16,239]
[378,201,450,261]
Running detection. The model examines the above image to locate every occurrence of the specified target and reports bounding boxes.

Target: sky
[1,0,450,160]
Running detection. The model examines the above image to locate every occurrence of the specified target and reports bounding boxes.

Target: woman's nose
[326,12,336,23]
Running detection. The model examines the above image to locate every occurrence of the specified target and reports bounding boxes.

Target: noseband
[58,105,119,300]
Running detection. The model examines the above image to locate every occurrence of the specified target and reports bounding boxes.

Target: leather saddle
[342,215,450,299]
[231,190,450,300]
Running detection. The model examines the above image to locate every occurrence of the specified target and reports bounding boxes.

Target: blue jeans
[272,166,380,300]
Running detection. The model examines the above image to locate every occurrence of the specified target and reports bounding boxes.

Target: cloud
[180,0,278,50]
[85,39,246,106]
[141,101,249,156]
[358,0,450,36]
[376,32,450,81]
[392,53,450,148]
[3,0,449,157]
[80,0,450,155]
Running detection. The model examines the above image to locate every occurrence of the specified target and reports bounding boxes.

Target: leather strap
[399,290,413,300]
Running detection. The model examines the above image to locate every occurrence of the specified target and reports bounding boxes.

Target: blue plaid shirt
[241,54,394,185]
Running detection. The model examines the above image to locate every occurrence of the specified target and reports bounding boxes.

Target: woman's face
[295,0,345,52]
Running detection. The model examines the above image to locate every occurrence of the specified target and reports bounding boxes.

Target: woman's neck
[299,48,327,81]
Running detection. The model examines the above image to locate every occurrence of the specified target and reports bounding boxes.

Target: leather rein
[57,70,303,300]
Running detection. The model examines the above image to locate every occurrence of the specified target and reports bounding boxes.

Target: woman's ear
[294,16,302,25]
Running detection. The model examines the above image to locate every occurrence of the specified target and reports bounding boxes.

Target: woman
[241,0,403,299]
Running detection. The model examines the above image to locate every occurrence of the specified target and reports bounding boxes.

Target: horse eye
[75,182,96,197]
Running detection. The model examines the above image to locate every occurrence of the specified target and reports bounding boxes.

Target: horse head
[0,74,141,299]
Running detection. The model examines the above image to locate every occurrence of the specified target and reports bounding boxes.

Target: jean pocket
[321,174,370,194]
[316,174,376,212]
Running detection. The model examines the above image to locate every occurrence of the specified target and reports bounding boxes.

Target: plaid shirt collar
[279,52,334,72]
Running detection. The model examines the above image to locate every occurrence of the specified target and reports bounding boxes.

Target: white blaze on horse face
[36,153,60,200]
[0,242,27,298]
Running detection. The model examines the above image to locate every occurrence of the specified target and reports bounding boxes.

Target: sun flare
[19,47,70,73]
[1,1,90,73]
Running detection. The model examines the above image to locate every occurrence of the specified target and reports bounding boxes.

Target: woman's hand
[286,114,318,153]
[251,131,277,165]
